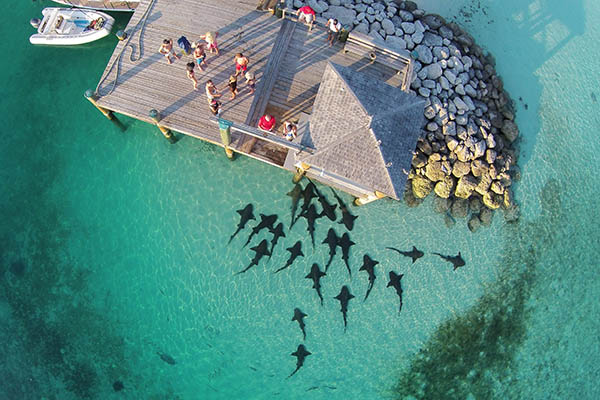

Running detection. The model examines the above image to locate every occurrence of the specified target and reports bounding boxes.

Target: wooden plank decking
[95,0,283,151]
[93,0,410,170]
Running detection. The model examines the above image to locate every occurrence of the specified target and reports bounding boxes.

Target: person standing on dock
[228,75,239,100]
[326,18,342,47]
[245,72,256,95]
[205,80,222,103]
[296,5,316,28]
[193,42,207,71]
[200,32,219,56]
[186,62,199,90]
[258,114,276,132]
[283,121,298,141]
[234,53,250,77]
[158,38,180,64]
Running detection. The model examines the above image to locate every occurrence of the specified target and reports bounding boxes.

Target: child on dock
[283,121,298,141]
[234,53,250,77]
[201,32,219,55]
[193,42,207,71]
[245,72,256,95]
[228,75,239,100]
[158,38,180,64]
[209,98,222,116]
[186,62,198,90]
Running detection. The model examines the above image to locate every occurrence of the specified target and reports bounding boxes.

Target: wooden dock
[92,0,417,201]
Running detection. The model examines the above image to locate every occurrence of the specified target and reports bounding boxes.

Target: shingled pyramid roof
[297,62,426,200]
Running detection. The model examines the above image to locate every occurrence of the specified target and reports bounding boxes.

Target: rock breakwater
[291,0,521,230]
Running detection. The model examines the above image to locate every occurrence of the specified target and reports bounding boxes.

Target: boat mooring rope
[95,0,156,96]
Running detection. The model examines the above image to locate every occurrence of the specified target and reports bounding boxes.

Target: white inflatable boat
[29,8,115,46]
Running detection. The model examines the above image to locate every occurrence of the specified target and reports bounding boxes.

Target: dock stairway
[239,17,296,154]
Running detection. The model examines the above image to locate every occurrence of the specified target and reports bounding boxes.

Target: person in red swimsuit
[234,53,250,77]
[258,114,276,132]
[296,6,316,27]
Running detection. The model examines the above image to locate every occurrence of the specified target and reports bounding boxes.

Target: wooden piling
[218,118,235,160]
[354,191,386,206]
[292,162,310,183]
[149,109,176,143]
[85,89,114,120]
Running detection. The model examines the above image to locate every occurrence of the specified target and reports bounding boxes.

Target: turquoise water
[1,0,599,399]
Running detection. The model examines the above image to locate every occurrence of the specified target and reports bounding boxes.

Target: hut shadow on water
[392,178,563,399]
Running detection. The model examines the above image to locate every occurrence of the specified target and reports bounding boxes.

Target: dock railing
[211,117,314,156]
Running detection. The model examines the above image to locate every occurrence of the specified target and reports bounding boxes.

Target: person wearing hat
[245,72,256,95]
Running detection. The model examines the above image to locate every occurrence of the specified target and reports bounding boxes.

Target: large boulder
[411,176,434,198]
[452,161,471,178]
[426,63,443,80]
[482,192,502,209]
[425,161,447,182]
[411,152,428,168]
[501,119,519,142]
[455,174,479,198]
[434,176,455,198]
[475,172,492,195]
[414,45,433,64]
[311,0,329,13]
[470,159,489,177]
[323,6,357,26]
[423,31,443,47]
[382,18,395,35]
[421,14,445,30]
[386,35,407,50]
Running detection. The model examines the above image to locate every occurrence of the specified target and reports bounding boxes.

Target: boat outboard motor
[30,18,41,29]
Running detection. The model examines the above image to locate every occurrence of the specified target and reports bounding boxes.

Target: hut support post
[292,162,311,183]
[149,109,177,143]
[354,191,386,206]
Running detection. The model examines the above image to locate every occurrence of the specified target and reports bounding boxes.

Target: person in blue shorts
[193,42,207,71]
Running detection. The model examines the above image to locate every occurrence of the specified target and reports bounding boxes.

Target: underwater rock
[433,196,452,213]
[450,198,468,219]
[113,381,124,392]
[467,214,481,232]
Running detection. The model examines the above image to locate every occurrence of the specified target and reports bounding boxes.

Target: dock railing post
[218,118,235,160]
[149,109,177,144]
[292,162,311,183]
[84,89,125,131]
